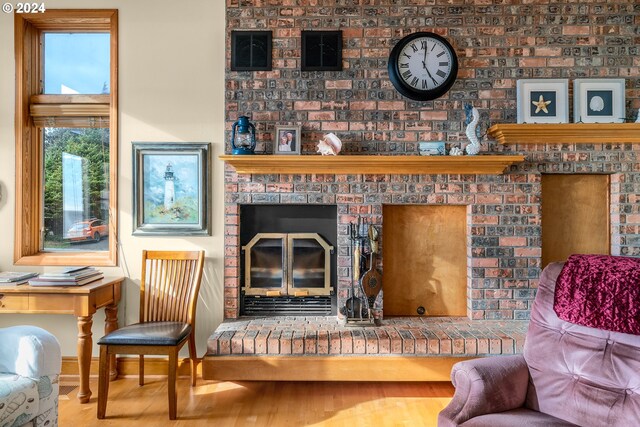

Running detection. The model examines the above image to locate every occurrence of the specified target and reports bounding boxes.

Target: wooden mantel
[219,154,525,175]
[488,123,640,145]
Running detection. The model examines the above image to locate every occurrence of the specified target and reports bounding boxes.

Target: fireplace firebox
[239,205,337,316]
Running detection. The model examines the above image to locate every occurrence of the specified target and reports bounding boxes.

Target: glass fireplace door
[243,233,333,297]
[243,233,286,296]
[287,233,333,296]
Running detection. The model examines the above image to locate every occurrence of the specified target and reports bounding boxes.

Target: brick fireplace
[204,1,640,375]
[222,149,638,323]
[208,146,637,369]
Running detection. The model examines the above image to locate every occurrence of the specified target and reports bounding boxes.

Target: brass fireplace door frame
[243,232,334,297]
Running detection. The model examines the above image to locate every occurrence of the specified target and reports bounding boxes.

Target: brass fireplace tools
[343,217,382,324]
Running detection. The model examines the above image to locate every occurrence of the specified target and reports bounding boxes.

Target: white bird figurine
[316,133,342,155]
[464,103,481,155]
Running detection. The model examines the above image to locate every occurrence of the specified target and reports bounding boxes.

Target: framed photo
[418,142,446,156]
[301,30,342,71]
[273,126,302,155]
[132,143,211,236]
[574,79,625,123]
[516,79,569,124]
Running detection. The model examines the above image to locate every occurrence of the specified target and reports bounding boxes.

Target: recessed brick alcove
[383,204,468,317]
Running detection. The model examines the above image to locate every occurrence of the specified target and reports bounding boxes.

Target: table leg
[104,303,119,381]
[77,315,93,404]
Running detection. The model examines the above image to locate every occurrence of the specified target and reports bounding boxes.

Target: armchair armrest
[0,326,61,379]
[438,355,529,427]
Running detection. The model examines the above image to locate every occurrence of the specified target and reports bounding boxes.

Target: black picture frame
[231,31,272,71]
[301,30,342,71]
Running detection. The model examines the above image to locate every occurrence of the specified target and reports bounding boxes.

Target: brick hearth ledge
[207,316,527,356]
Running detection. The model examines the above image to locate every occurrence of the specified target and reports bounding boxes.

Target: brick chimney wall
[222,0,640,320]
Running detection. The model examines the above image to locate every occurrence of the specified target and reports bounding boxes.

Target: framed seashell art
[573,79,625,124]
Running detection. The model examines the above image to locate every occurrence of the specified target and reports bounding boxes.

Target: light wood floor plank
[59,378,454,426]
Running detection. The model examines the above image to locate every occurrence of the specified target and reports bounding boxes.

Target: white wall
[0,0,226,357]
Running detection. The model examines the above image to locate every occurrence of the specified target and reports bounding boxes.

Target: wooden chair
[97,250,205,420]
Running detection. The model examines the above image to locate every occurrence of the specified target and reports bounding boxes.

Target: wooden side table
[0,276,124,403]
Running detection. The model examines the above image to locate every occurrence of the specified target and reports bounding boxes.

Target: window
[43,128,110,251]
[14,10,118,266]
[44,33,111,94]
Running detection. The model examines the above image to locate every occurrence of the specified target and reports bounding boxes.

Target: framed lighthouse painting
[132,143,211,236]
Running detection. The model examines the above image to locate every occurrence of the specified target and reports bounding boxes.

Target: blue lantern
[231,116,256,155]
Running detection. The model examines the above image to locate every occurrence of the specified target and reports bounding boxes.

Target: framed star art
[516,79,569,123]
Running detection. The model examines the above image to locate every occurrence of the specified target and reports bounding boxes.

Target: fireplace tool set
[342,217,383,324]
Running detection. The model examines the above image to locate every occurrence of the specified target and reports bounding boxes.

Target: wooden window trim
[14,10,118,266]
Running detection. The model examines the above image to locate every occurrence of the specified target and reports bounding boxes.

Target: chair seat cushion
[0,373,39,427]
[98,322,191,346]
[461,408,579,427]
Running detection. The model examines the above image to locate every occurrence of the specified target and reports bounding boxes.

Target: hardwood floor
[59,377,454,426]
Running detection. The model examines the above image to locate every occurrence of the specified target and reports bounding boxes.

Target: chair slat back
[139,250,205,325]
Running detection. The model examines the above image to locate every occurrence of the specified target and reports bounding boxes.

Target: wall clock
[231,31,272,71]
[301,30,342,71]
[387,32,458,101]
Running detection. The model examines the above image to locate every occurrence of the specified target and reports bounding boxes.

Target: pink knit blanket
[553,254,640,335]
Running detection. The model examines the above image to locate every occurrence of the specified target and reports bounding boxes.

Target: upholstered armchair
[0,326,61,427]
[439,259,640,427]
